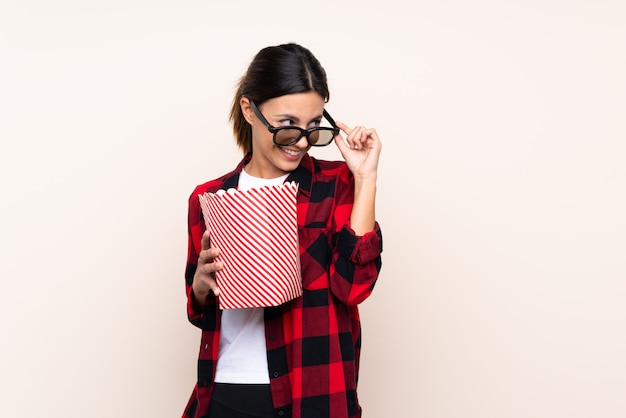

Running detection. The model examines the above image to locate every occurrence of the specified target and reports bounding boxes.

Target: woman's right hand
[192,231,223,306]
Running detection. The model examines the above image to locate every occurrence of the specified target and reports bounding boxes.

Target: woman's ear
[240,97,254,125]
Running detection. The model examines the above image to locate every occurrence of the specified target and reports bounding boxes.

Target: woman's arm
[333,121,381,235]
[185,188,223,327]
[324,122,383,305]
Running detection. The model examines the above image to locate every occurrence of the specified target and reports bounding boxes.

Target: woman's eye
[279,119,295,126]
[308,120,322,129]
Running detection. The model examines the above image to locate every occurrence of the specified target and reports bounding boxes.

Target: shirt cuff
[336,222,383,264]
[187,287,204,323]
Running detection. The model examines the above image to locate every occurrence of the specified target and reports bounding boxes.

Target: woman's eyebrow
[273,112,323,123]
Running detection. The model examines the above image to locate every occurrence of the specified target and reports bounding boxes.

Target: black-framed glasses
[250,100,340,147]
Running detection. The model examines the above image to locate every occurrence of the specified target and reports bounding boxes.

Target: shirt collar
[220,153,313,197]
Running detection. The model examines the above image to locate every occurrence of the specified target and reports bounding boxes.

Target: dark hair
[229,43,330,155]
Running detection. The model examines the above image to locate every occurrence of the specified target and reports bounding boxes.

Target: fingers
[196,274,221,297]
[201,230,211,250]
[193,271,221,297]
[207,279,221,297]
[335,121,380,151]
[333,131,348,155]
[197,229,223,294]
[199,229,223,277]
[198,246,222,272]
[335,121,361,150]
[194,242,223,297]
[200,258,223,274]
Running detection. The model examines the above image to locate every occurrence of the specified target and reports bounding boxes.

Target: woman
[183,43,383,418]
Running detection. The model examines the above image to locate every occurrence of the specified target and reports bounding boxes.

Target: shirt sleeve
[328,168,383,306]
[336,223,383,265]
[185,187,207,328]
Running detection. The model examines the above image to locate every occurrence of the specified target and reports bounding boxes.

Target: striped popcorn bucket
[198,182,302,309]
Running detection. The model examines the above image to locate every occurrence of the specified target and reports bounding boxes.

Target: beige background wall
[1,1,625,417]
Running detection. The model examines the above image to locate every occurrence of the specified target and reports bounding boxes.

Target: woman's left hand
[334,121,382,180]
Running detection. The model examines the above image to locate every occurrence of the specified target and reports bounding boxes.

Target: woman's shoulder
[189,177,223,197]
[188,156,248,200]
[188,170,240,201]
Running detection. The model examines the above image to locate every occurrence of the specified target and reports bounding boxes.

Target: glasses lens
[274,128,303,145]
[309,129,335,146]
[308,130,320,144]
[274,128,336,146]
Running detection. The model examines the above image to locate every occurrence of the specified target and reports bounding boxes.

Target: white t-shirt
[213,168,289,384]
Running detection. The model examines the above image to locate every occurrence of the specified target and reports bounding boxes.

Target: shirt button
[204,343,209,350]
[273,371,280,378]
[278,411,284,416]
[269,334,275,340]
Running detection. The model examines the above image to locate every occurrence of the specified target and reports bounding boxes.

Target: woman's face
[242,91,326,178]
